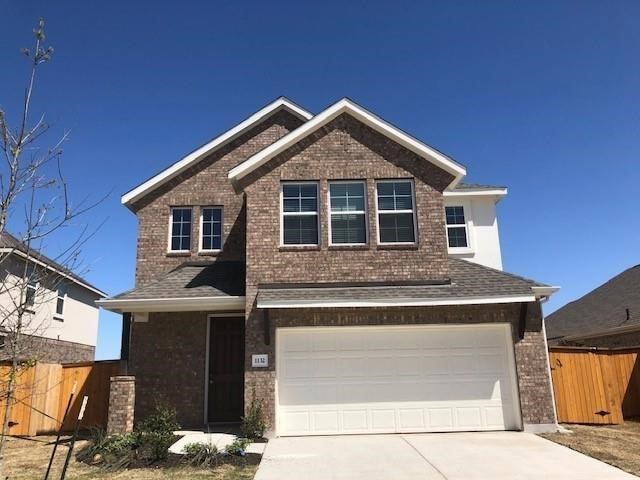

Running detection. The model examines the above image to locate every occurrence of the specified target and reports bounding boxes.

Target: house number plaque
[252,354,269,368]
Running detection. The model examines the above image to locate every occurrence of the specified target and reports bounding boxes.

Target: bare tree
[0,18,105,473]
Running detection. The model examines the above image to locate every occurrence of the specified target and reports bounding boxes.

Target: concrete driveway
[254,432,637,480]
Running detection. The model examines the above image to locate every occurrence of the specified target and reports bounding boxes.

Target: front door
[208,316,245,423]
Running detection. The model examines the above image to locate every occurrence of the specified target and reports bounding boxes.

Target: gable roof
[228,98,467,188]
[546,265,640,343]
[121,97,313,208]
[0,232,106,297]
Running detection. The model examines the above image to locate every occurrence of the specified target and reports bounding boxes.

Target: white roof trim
[532,286,560,302]
[444,188,508,198]
[96,295,246,313]
[228,98,467,187]
[257,294,535,309]
[121,98,313,207]
[0,247,106,297]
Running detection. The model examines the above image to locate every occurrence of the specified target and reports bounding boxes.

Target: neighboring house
[0,232,105,363]
[98,97,559,436]
[546,265,639,347]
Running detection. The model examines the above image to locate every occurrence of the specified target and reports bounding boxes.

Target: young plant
[183,441,219,467]
[225,437,251,456]
[240,389,266,440]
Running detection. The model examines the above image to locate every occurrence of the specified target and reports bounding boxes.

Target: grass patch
[540,419,640,476]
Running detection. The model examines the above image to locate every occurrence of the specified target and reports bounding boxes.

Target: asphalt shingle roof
[0,231,103,295]
[111,261,245,300]
[257,258,546,304]
[545,265,640,342]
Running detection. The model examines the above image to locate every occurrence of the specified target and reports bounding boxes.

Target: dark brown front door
[208,316,245,423]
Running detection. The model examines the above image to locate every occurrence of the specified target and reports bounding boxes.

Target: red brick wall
[131,110,305,286]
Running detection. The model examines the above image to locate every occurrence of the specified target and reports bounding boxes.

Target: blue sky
[1,1,638,359]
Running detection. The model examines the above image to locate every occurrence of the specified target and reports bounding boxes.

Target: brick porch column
[107,376,135,435]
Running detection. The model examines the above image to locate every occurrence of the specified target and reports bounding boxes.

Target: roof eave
[96,295,246,313]
[257,294,536,309]
[121,97,313,209]
[228,98,467,188]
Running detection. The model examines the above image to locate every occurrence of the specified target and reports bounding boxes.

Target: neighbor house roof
[121,97,313,208]
[228,98,467,189]
[96,261,246,312]
[546,265,640,343]
[0,231,105,297]
[256,258,554,308]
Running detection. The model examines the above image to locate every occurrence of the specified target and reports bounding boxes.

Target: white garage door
[276,324,521,436]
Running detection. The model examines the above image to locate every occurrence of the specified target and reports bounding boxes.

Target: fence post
[106,376,135,435]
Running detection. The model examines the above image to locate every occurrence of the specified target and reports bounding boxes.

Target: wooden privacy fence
[0,360,122,436]
[549,347,640,424]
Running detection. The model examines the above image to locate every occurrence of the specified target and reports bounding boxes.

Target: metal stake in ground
[59,395,87,480]
[44,381,77,480]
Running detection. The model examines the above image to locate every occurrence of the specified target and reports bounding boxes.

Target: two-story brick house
[99,97,559,436]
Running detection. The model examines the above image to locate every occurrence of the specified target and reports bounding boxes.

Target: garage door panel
[277,324,520,436]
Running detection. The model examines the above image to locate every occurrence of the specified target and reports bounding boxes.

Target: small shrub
[137,402,180,436]
[77,429,140,469]
[183,441,219,467]
[241,389,265,440]
[225,437,251,456]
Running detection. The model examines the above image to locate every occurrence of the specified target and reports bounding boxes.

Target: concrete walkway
[255,432,637,480]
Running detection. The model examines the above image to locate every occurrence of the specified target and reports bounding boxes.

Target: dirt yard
[2,435,257,480]
[541,419,640,477]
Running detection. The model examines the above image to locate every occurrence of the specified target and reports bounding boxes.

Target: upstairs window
[376,180,416,244]
[55,285,66,318]
[25,281,37,307]
[281,182,319,245]
[200,207,223,252]
[329,182,367,245]
[169,207,192,252]
[445,206,468,248]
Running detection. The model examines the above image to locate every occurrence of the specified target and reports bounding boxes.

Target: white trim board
[228,98,467,188]
[444,188,508,198]
[121,97,313,208]
[257,294,537,309]
[96,295,246,313]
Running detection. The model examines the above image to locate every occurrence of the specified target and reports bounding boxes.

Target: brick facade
[131,110,304,286]
[107,376,136,435]
[244,302,556,431]
[129,312,208,426]
[126,107,556,433]
[0,334,95,364]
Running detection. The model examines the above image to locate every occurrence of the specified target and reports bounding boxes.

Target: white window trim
[327,180,368,246]
[167,207,193,253]
[199,206,224,253]
[54,288,66,319]
[280,181,320,247]
[444,200,475,254]
[374,179,418,246]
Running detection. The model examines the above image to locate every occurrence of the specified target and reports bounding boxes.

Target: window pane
[300,198,317,212]
[212,222,221,236]
[56,297,64,315]
[377,182,394,196]
[282,184,300,198]
[394,195,413,210]
[331,214,366,244]
[283,198,299,213]
[300,184,317,197]
[378,196,395,211]
[394,182,412,196]
[201,207,222,251]
[203,223,212,236]
[211,235,221,250]
[379,213,415,243]
[284,215,318,245]
[171,237,181,251]
[202,237,212,250]
[445,206,465,225]
[448,226,468,248]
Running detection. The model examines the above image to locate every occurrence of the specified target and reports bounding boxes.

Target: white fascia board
[228,98,467,188]
[0,247,106,297]
[257,294,536,309]
[121,98,313,207]
[531,286,560,301]
[96,295,246,313]
[443,188,508,198]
